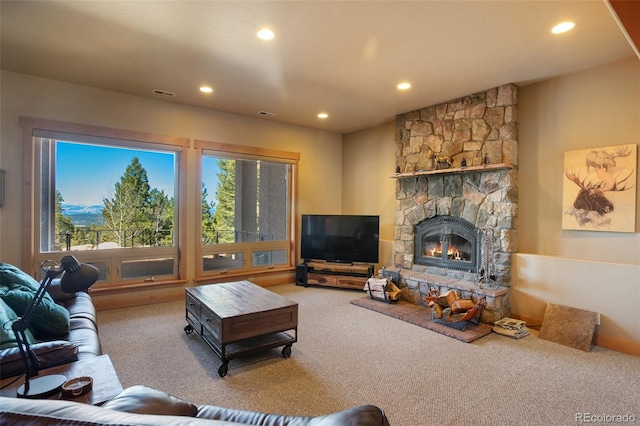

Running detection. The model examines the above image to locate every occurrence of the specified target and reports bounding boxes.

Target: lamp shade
[59,255,99,293]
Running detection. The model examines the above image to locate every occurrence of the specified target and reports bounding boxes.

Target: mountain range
[62,204,103,215]
[61,204,104,226]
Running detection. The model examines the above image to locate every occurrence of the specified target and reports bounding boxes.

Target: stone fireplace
[390,84,518,323]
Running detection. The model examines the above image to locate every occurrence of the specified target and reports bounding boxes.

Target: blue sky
[201,157,220,207]
[57,141,221,207]
[57,142,176,205]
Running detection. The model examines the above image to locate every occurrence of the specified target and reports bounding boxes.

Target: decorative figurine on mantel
[436,155,452,169]
[426,149,435,171]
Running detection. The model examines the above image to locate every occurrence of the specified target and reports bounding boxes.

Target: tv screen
[301,214,379,264]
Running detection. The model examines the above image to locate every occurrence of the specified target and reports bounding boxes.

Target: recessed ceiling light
[317,113,329,119]
[397,82,411,90]
[199,86,213,93]
[257,28,275,40]
[551,21,575,34]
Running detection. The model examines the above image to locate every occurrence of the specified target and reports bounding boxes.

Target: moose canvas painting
[562,144,637,232]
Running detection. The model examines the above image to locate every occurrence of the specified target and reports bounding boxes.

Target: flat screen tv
[301,214,379,264]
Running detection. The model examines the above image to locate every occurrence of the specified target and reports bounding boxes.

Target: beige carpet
[98,284,640,426]
[350,297,492,342]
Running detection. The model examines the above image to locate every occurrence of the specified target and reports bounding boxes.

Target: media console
[296,261,374,290]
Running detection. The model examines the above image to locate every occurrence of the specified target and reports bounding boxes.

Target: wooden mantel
[389,163,514,179]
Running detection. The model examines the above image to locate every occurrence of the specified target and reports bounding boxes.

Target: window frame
[20,117,189,288]
[194,139,299,281]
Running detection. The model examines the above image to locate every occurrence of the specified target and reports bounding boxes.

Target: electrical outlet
[595,313,601,325]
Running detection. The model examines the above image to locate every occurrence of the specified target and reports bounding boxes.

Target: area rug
[350,297,492,343]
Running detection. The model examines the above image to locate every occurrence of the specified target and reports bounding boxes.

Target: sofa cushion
[64,292,97,326]
[195,404,390,425]
[306,405,390,425]
[0,396,248,425]
[0,263,70,336]
[67,317,102,358]
[102,385,198,417]
[0,340,78,378]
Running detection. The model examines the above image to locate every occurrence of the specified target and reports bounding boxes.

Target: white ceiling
[1,0,636,134]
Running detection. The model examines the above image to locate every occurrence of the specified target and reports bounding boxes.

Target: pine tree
[201,182,217,244]
[55,190,75,250]
[212,159,236,243]
[102,157,151,247]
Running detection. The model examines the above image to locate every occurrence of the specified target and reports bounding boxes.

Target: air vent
[258,111,275,116]
[153,89,176,97]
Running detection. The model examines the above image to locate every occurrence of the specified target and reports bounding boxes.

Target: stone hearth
[390,84,518,323]
[393,268,510,324]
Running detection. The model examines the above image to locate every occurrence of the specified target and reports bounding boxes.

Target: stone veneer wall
[391,84,519,321]
[395,84,519,173]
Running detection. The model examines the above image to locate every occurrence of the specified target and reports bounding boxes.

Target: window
[196,140,298,278]
[20,118,298,287]
[21,118,188,286]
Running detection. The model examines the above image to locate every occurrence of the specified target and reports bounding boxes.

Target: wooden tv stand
[299,261,374,290]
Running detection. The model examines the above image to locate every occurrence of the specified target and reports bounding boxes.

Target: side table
[0,354,123,405]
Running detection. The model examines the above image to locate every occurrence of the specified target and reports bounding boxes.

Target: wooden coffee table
[184,281,298,377]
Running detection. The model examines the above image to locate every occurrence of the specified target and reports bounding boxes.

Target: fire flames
[428,243,463,260]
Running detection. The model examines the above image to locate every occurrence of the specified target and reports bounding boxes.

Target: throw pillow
[0,263,71,336]
[0,298,36,350]
[0,263,41,293]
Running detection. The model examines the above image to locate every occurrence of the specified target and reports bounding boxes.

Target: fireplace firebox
[414,216,480,273]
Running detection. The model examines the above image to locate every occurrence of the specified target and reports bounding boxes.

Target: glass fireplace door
[414,216,479,273]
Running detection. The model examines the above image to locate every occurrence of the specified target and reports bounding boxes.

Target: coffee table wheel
[218,361,229,377]
[282,344,292,358]
[184,324,194,335]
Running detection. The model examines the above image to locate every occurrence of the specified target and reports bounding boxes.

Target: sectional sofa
[0,263,391,425]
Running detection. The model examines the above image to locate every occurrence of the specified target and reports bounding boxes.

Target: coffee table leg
[282,344,292,358]
[218,361,229,377]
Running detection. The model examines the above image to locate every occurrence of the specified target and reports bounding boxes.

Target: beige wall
[342,121,396,271]
[0,71,343,274]
[342,57,640,349]
[515,57,640,347]
[512,254,639,344]
[518,57,640,262]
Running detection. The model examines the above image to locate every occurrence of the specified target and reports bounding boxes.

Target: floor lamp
[11,255,99,398]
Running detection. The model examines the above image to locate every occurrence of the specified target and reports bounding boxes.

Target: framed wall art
[562,144,637,232]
